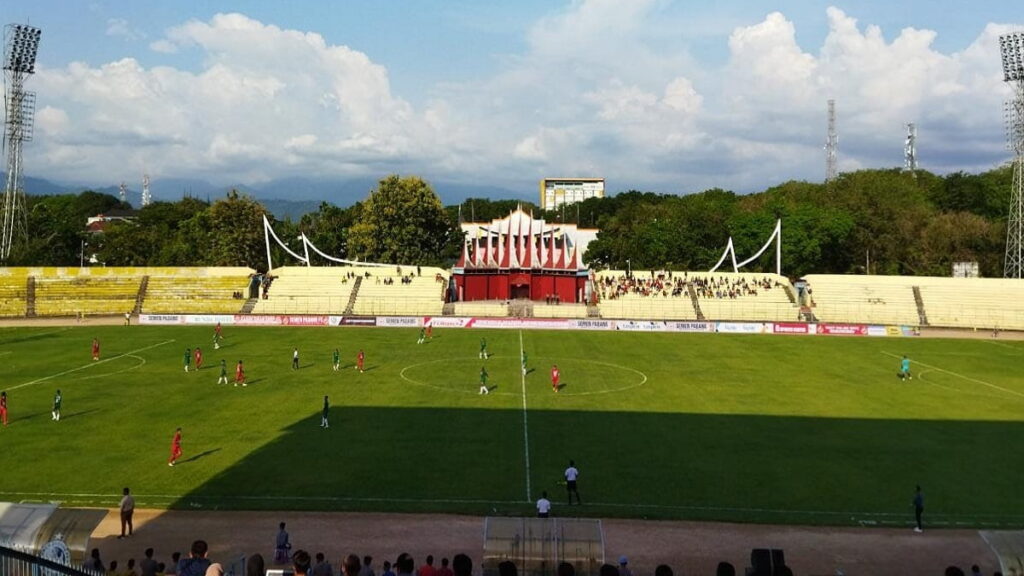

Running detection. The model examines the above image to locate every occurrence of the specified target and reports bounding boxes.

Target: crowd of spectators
[75,539,999,576]
[598,272,784,301]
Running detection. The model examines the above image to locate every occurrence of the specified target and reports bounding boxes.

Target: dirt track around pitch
[88,508,1000,576]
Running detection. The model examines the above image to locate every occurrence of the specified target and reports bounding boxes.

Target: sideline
[7,340,176,391]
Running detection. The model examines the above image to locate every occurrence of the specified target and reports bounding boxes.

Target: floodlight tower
[119,181,127,203]
[1001,32,1024,278]
[141,173,151,206]
[1,23,42,262]
[825,99,838,182]
[903,123,918,172]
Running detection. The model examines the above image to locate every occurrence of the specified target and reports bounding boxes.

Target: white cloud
[106,18,145,41]
[23,4,1024,197]
[149,39,178,54]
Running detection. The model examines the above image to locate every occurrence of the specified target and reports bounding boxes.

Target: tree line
[9,167,1015,278]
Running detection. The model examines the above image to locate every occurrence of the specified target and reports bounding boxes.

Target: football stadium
[3,5,1024,576]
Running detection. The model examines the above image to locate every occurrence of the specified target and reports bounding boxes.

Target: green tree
[348,175,461,265]
[207,190,270,270]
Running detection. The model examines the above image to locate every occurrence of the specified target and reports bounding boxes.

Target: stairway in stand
[343,276,363,315]
[687,284,705,321]
[133,275,149,314]
[912,286,929,326]
[25,276,35,317]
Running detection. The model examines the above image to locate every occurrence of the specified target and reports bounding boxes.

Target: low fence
[0,545,97,576]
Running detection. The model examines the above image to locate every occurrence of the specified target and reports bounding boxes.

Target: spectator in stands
[714,562,735,576]
[655,565,674,576]
[360,556,376,576]
[436,558,452,576]
[125,558,139,576]
[395,554,415,576]
[176,540,211,576]
[167,552,182,576]
[971,565,983,576]
[451,555,472,576]
[246,554,265,576]
[617,557,632,576]
[110,561,119,574]
[557,562,575,576]
[945,568,966,576]
[312,552,334,576]
[292,550,312,576]
[274,521,292,564]
[418,555,437,576]
[205,564,224,576]
[498,561,517,576]
[140,548,159,576]
[83,548,106,573]
[342,554,362,576]
[380,560,395,576]
[598,564,619,576]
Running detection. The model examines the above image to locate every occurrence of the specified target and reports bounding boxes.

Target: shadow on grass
[179,448,221,465]
[60,408,102,421]
[171,407,1024,527]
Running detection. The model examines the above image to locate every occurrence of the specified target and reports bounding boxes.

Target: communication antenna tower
[1001,32,1024,278]
[903,123,918,172]
[1,23,42,262]
[141,173,152,207]
[825,99,838,182]
[118,181,127,203]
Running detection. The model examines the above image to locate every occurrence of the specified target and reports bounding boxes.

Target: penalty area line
[8,339,176,392]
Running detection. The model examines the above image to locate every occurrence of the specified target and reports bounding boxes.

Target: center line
[519,329,531,502]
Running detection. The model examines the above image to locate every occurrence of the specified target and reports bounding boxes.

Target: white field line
[881,351,1024,400]
[7,340,176,392]
[519,330,532,502]
[4,490,1024,525]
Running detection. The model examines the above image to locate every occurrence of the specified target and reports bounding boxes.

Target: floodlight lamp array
[1002,33,1024,83]
[3,24,41,74]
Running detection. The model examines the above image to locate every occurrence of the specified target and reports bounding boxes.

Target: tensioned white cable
[263,215,309,271]
[709,219,781,275]
[300,234,389,267]
[708,237,737,273]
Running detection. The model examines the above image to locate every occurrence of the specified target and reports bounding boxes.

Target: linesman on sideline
[565,460,581,505]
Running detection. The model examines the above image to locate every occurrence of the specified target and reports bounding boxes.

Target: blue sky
[4,1,1023,199]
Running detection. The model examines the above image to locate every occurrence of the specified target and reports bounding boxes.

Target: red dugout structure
[453,209,589,303]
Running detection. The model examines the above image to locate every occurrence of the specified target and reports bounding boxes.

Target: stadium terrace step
[133,275,149,315]
[442,302,455,316]
[687,284,704,321]
[913,285,929,326]
[344,275,362,315]
[240,297,259,314]
[25,275,35,317]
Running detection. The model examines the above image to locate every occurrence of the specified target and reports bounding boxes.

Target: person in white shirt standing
[565,460,581,505]
[536,491,551,518]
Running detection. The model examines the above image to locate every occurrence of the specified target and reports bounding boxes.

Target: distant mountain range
[22,175,528,220]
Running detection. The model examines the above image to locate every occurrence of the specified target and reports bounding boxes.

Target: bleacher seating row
[255,266,448,316]
[0,266,1022,329]
[0,267,253,317]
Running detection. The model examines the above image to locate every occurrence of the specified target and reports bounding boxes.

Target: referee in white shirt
[537,491,551,518]
[565,460,581,505]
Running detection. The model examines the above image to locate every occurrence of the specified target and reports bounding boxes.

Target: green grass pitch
[0,324,1022,528]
